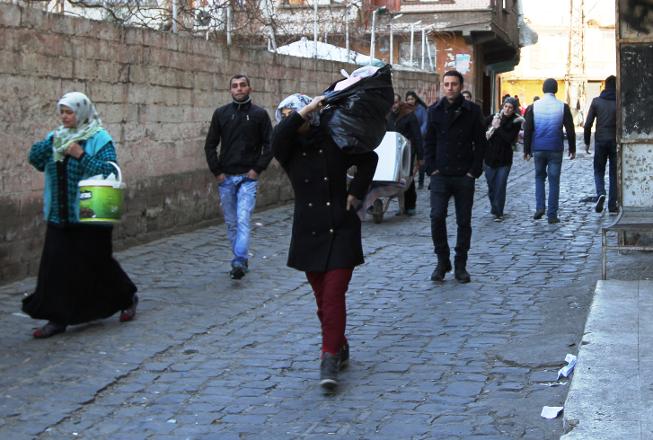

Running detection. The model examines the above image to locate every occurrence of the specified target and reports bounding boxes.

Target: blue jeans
[429,174,475,260]
[484,165,511,217]
[534,150,563,219]
[218,175,258,267]
[594,140,617,210]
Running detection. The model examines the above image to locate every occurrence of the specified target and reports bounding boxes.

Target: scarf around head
[53,92,103,161]
[275,94,320,126]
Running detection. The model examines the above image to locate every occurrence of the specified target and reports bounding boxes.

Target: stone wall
[0,3,438,283]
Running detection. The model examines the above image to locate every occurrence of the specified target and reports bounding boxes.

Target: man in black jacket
[204,75,273,279]
[424,70,487,283]
[584,75,617,214]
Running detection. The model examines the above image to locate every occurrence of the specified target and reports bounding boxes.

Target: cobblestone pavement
[1,147,651,440]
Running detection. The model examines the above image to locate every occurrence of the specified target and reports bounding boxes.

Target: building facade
[499,0,616,121]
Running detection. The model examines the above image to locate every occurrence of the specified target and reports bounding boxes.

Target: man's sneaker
[230,266,245,280]
[493,215,503,222]
[431,259,452,282]
[339,342,349,369]
[454,266,471,283]
[595,194,606,213]
[548,216,560,224]
[533,209,545,220]
[320,352,340,390]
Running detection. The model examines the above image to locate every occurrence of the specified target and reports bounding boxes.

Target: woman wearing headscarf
[484,96,524,221]
[271,94,378,391]
[22,92,138,338]
[386,94,423,215]
[405,91,428,189]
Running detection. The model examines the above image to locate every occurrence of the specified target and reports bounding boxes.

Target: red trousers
[306,268,353,355]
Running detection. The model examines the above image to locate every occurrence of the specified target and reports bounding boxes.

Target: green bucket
[79,162,125,223]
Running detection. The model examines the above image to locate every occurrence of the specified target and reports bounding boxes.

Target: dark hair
[394,93,402,102]
[230,74,250,87]
[533,96,540,101]
[443,70,464,85]
[605,75,616,90]
[405,90,427,108]
[462,90,472,98]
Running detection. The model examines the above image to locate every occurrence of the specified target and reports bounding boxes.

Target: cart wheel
[372,199,384,224]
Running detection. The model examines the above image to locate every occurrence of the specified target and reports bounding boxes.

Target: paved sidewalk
[562,279,653,440]
[1,150,649,439]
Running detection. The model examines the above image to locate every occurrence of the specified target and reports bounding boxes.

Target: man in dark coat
[272,94,378,391]
[424,70,487,283]
[386,96,424,215]
[204,74,273,279]
[584,75,617,214]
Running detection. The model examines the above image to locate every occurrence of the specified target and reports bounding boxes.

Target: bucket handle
[107,161,122,185]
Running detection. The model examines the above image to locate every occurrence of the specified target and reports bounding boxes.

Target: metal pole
[426,34,435,71]
[314,0,318,58]
[226,6,231,46]
[345,2,350,62]
[388,15,402,66]
[421,29,426,69]
[410,23,414,66]
[172,0,177,33]
[370,9,377,65]
[389,25,393,65]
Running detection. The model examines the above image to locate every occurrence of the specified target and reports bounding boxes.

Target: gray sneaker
[320,352,341,390]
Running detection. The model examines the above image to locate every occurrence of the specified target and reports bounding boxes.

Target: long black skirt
[22,223,137,325]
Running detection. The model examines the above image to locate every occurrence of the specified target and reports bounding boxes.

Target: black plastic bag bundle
[321,64,394,154]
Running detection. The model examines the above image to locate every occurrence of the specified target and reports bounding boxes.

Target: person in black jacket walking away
[584,75,617,214]
[272,94,378,391]
[204,75,273,279]
[484,97,524,221]
[386,95,423,215]
[424,70,487,283]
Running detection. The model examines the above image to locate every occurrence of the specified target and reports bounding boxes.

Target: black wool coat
[484,113,523,168]
[424,96,487,178]
[272,112,378,272]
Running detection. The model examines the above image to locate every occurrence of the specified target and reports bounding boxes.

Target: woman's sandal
[119,294,139,322]
[33,321,67,339]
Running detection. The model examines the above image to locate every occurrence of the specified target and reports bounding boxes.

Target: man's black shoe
[595,194,606,213]
[339,342,349,369]
[320,352,340,390]
[431,260,452,282]
[608,207,619,215]
[533,209,545,220]
[548,216,560,224]
[230,266,245,280]
[454,266,471,283]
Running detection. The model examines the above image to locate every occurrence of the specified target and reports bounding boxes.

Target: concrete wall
[618,0,653,209]
[0,3,438,283]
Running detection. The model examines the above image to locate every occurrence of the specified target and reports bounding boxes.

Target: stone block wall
[0,3,438,283]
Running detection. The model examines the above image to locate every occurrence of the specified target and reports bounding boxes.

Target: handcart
[358,131,414,224]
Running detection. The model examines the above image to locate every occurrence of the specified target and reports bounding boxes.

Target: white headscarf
[53,92,103,161]
[275,94,320,126]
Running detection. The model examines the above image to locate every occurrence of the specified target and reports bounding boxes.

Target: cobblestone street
[1,151,649,440]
